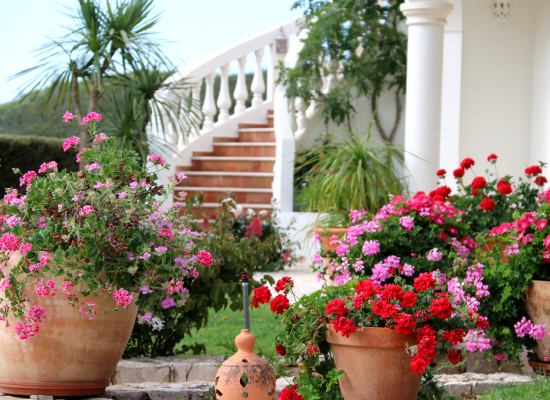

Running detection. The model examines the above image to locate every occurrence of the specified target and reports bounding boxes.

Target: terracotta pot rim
[0,379,109,396]
[313,227,348,233]
[325,324,417,348]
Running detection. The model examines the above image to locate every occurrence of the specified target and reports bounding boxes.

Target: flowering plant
[478,190,550,362]
[434,154,543,238]
[314,193,475,285]
[262,270,489,399]
[0,112,268,343]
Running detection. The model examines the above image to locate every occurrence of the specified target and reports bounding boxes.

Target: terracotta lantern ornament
[214,273,276,399]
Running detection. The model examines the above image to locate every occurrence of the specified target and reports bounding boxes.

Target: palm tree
[9,0,197,161]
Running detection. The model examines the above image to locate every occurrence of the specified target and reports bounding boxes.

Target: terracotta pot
[313,227,348,252]
[524,280,550,362]
[528,360,550,376]
[480,238,509,262]
[326,325,422,400]
[0,252,138,396]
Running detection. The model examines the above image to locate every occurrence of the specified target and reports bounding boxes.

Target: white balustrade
[295,96,309,132]
[217,64,231,122]
[251,48,266,107]
[202,72,217,131]
[234,56,248,115]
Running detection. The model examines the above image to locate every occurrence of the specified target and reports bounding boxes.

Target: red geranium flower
[460,157,475,170]
[326,298,349,317]
[441,329,466,345]
[270,294,290,315]
[372,300,399,319]
[526,165,543,177]
[400,291,418,308]
[436,169,446,178]
[413,273,436,292]
[487,154,498,162]
[394,313,417,335]
[535,176,548,186]
[252,286,271,308]
[275,276,294,294]
[307,346,319,356]
[279,384,303,400]
[276,344,287,356]
[447,350,463,365]
[470,177,487,189]
[332,316,358,338]
[497,179,512,195]
[380,284,403,301]
[453,168,465,178]
[480,197,495,211]
[429,293,453,320]
[355,279,378,298]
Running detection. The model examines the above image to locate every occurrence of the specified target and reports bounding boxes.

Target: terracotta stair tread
[237,128,275,132]
[191,156,276,161]
[196,203,273,209]
[176,187,272,192]
[183,171,274,176]
[213,142,275,146]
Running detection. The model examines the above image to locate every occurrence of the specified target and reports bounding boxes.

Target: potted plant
[434,154,544,245]
[480,191,550,372]
[295,129,405,252]
[257,269,489,400]
[313,193,476,285]
[0,112,219,395]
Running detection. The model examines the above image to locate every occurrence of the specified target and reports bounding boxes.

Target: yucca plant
[295,126,406,227]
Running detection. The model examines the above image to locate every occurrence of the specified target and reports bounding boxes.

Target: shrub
[0,134,78,190]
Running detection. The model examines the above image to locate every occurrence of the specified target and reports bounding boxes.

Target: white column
[217,64,231,122]
[251,48,265,107]
[234,56,248,114]
[202,72,217,131]
[400,0,453,193]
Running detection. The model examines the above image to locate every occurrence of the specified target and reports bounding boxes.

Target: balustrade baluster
[217,64,231,122]
[192,80,203,134]
[251,48,265,107]
[202,72,217,131]
[295,96,309,132]
[234,56,248,114]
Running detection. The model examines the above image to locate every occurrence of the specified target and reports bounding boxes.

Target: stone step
[191,157,275,173]
[267,114,274,128]
[178,171,273,189]
[212,142,276,157]
[237,128,275,142]
[178,187,272,204]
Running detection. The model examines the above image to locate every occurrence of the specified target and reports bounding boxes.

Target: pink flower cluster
[514,317,550,340]
[35,279,56,297]
[14,306,46,341]
[161,297,177,309]
[427,248,443,262]
[63,136,80,152]
[79,205,95,216]
[62,111,76,123]
[362,240,380,257]
[29,253,50,272]
[168,279,184,294]
[399,216,414,231]
[148,153,166,166]
[197,250,213,267]
[158,229,174,240]
[82,111,102,124]
[466,330,492,352]
[38,161,58,174]
[19,171,36,188]
[349,209,368,223]
[112,288,134,308]
[92,133,108,142]
[78,302,97,320]
[85,163,101,171]
[0,232,20,252]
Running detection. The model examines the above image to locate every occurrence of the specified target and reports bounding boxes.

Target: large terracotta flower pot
[326,325,421,400]
[313,227,348,252]
[0,253,138,396]
[524,280,550,362]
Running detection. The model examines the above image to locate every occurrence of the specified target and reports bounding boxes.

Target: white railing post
[234,56,248,115]
[295,96,309,132]
[202,72,217,131]
[217,64,231,122]
[191,80,203,134]
[251,48,266,107]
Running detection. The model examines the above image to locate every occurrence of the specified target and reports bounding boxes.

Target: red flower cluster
[307,346,319,355]
[252,286,271,308]
[270,294,290,314]
[411,326,438,375]
[480,197,495,212]
[497,179,512,195]
[470,177,487,189]
[245,218,262,237]
[394,313,417,335]
[428,293,453,320]
[487,154,498,162]
[279,385,303,400]
[275,276,294,294]
[326,299,349,317]
[429,185,452,201]
[460,158,475,170]
[372,300,399,319]
[460,237,477,250]
[276,344,287,356]
[535,176,548,186]
[447,350,463,364]
[400,291,418,308]
[441,329,466,345]
[525,165,543,177]
[453,168,465,178]
[436,169,447,178]
[380,284,403,301]
[332,316,357,338]
[413,273,436,292]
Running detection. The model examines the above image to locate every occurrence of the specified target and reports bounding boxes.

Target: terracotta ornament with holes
[214,329,276,399]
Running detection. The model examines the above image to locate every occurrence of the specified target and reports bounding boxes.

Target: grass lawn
[476,377,550,399]
[176,302,284,358]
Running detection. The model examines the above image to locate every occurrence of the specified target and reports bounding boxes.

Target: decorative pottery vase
[0,252,138,396]
[524,280,550,367]
[326,325,421,400]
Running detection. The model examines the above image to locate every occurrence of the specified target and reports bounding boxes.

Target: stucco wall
[459,0,537,178]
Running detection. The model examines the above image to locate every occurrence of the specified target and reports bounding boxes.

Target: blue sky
[0,0,303,104]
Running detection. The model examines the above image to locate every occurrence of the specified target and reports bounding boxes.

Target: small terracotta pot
[313,227,348,252]
[524,280,550,362]
[0,252,138,396]
[528,360,550,375]
[326,325,421,400]
[480,238,509,262]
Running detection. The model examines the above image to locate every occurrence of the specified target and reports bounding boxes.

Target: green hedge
[0,134,78,192]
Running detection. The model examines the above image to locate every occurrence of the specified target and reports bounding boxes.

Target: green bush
[0,134,78,190]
